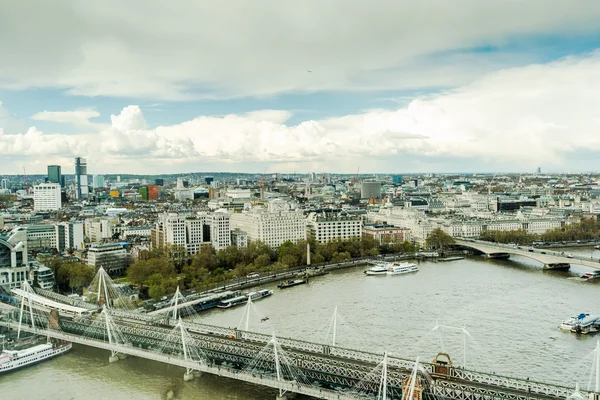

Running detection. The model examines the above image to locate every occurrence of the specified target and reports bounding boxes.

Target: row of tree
[479,219,600,244]
[127,236,420,300]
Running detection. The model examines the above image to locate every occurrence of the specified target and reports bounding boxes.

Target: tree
[425,228,455,250]
[191,246,217,271]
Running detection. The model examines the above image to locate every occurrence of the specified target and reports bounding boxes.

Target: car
[528,248,534,252]
[247,273,260,278]
[567,254,574,258]
[541,251,547,254]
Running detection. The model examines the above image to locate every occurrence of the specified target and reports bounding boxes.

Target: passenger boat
[0,337,71,373]
[559,313,590,330]
[364,264,388,276]
[571,315,600,334]
[216,289,273,308]
[277,279,307,289]
[580,271,600,280]
[386,262,419,275]
[216,295,248,308]
[246,289,273,301]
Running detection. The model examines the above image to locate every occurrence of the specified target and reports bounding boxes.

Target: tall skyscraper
[75,157,89,199]
[92,175,105,189]
[47,165,62,185]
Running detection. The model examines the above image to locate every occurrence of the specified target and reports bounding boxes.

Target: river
[3,247,600,399]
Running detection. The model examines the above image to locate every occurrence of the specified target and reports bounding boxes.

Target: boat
[246,289,273,301]
[386,262,419,275]
[364,264,388,276]
[580,271,600,280]
[559,313,590,330]
[216,289,272,308]
[277,279,307,289]
[0,337,71,373]
[571,315,600,334]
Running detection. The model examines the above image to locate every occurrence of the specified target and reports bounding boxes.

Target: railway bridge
[1,283,597,400]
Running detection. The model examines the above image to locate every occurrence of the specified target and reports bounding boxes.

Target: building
[208,210,231,250]
[361,182,382,199]
[33,183,62,211]
[30,263,55,291]
[75,157,89,199]
[24,224,58,251]
[0,228,29,289]
[56,222,85,252]
[205,177,214,185]
[47,165,62,185]
[119,226,152,240]
[231,228,248,248]
[151,212,231,254]
[155,178,164,186]
[92,175,105,189]
[230,200,306,249]
[392,175,403,184]
[1,179,8,190]
[85,218,116,243]
[148,185,159,200]
[307,212,362,243]
[87,243,128,276]
[362,224,411,244]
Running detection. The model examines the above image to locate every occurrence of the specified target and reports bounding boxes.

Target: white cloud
[2,53,600,173]
[31,108,102,130]
[1,1,600,99]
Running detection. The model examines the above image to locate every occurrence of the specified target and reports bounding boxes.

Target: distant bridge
[454,239,600,270]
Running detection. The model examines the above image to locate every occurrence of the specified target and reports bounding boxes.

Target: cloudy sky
[2,1,600,175]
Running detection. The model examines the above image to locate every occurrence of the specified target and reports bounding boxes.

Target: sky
[2,1,600,175]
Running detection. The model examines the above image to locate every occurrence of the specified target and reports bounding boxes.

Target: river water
[3,247,600,399]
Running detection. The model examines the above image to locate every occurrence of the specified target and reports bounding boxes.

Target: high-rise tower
[75,157,89,199]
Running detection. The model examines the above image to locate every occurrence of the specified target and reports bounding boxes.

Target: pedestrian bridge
[454,239,600,270]
[2,279,599,400]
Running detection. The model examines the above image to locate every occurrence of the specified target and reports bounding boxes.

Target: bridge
[1,272,599,400]
[455,239,600,270]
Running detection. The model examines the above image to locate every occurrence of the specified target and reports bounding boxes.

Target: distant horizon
[2,170,599,179]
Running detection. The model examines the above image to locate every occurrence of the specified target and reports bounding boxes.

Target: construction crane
[354,166,360,185]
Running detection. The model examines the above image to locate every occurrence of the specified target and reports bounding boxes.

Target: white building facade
[33,183,62,211]
[307,213,362,243]
[230,200,306,249]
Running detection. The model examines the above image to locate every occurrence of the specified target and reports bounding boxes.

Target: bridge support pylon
[543,263,570,271]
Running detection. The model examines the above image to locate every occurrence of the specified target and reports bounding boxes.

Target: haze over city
[2,1,600,175]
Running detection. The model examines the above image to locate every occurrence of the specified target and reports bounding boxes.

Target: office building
[148,185,159,200]
[0,228,29,289]
[230,199,306,249]
[33,183,62,211]
[392,175,403,184]
[56,222,85,252]
[1,179,9,190]
[155,178,164,186]
[361,181,382,199]
[92,175,105,189]
[205,177,214,185]
[75,157,89,199]
[208,210,231,251]
[47,165,62,185]
[307,212,362,243]
[87,243,127,276]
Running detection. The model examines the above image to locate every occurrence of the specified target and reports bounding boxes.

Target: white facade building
[208,210,231,250]
[230,200,306,249]
[33,183,62,211]
[87,243,127,276]
[85,218,116,243]
[0,228,29,289]
[307,213,362,243]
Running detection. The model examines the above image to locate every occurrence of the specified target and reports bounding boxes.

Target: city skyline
[2,1,600,174]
